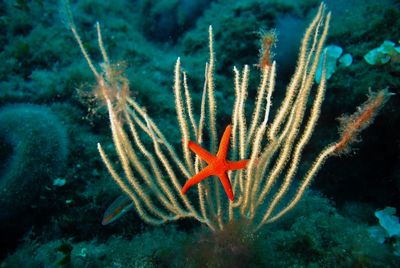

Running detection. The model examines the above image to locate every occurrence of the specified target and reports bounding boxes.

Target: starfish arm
[188,141,215,163]
[227,159,249,170]
[182,166,213,195]
[217,124,232,159]
[218,172,234,201]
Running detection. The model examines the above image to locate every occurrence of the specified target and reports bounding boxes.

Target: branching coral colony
[65,2,390,232]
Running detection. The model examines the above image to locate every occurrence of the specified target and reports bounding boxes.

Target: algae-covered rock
[0,104,68,220]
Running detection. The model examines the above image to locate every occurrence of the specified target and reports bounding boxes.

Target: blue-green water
[0,0,399,267]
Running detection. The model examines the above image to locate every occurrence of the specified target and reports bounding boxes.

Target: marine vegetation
[65,2,389,235]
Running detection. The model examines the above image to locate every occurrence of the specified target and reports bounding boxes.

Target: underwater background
[0,0,399,267]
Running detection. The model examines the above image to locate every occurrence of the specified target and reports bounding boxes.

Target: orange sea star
[181,124,249,201]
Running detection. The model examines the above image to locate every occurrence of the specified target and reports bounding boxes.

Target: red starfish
[181,124,249,201]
